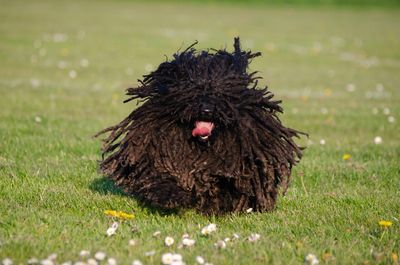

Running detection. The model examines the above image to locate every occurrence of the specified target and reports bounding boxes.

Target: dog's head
[122,38,284,146]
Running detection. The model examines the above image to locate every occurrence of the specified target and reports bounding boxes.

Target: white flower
[181,233,189,239]
[374,136,383,145]
[376,83,384,92]
[153,231,161,237]
[79,250,90,258]
[30,79,40,88]
[232,233,240,240]
[161,253,173,265]
[346,83,356,92]
[201,223,217,235]
[223,237,230,242]
[161,253,183,265]
[305,254,319,265]
[69,70,77,79]
[48,250,58,258]
[106,222,119,236]
[383,108,390,115]
[2,258,13,265]
[195,256,205,265]
[80,59,89,68]
[94,252,106,261]
[57,61,67,69]
[214,240,226,249]
[87,259,98,265]
[40,260,54,265]
[246,208,253,213]
[319,139,326,145]
[28,258,39,264]
[61,262,72,265]
[388,116,395,123]
[248,233,261,242]
[165,236,175,246]
[128,239,136,246]
[131,260,143,265]
[182,238,195,247]
[107,258,117,265]
[35,116,42,123]
[144,250,155,257]
[74,262,86,265]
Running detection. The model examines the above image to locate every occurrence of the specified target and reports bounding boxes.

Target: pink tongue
[192,121,214,137]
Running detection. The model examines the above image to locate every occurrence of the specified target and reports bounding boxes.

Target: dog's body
[97,38,304,215]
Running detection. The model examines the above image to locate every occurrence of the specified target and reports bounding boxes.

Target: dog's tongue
[192,121,215,137]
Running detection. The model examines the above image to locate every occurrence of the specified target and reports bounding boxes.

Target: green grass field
[1,0,399,264]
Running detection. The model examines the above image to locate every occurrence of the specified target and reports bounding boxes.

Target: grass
[0,0,399,264]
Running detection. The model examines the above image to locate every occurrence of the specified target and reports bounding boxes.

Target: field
[0,0,399,264]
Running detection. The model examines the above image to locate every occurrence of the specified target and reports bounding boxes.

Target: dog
[96,38,305,215]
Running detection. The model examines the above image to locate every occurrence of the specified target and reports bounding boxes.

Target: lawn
[0,0,399,264]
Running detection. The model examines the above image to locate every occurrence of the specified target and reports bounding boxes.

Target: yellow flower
[342,154,351,161]
[104,210,134,220]
[378,220,393,228]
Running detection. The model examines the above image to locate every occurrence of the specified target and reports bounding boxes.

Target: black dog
[97,38,305,215]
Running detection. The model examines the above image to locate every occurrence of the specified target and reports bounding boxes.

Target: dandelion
[392,253,398,264]
[319,139,326,145]
[165,236,175,246]
[305,254,319,265]
[106,222,119,236]
[107,258,117,265]
[342,154,351,161]
[182,238,195,247]
[79,250,90,258]
[379,220,393,228]
[196,256,205,264]
[248,233,261,242]
[131,260,143,265]
[94,252,106,261]
[201,223,217,235]
[104,210,134,220]
[374,136,383,145]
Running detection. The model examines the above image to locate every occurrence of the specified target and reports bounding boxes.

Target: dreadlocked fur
[96,38,305,215]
